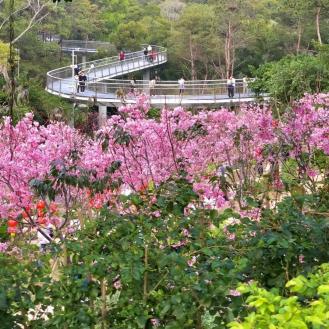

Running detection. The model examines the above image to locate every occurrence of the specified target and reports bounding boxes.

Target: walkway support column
[98,105,107,127]
[82,54,87,69]
[143,69,150,95]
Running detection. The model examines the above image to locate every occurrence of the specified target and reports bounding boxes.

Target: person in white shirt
[227,76,236,98]
[130,78,136,94]
[243,76,249,94]
[178,77,185,95]
[149,78,156,96]
[147,45,152,61]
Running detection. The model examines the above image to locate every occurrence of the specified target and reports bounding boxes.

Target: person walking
[130,78,136,94]
[74,65,81,93]
[227,76,236,98]
[147,45,152,62]
[149,78,156,96]
[74,64,81,76]
[119,50,125,61]
[243,76,249,94]
[79,71,87,92]
[149,49,154,63]
[143,47,148,61]
[178,77,185,96]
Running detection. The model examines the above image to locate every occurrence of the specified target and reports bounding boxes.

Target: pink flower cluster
[0,114,82,219]
[0,242,8,252]
[0,93,328,223]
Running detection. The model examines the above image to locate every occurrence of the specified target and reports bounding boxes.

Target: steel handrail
[47,45,167,79]
[46,45,262,104]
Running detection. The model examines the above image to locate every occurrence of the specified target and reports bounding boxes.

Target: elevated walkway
[46,45,267,106]
[46,46,167,100]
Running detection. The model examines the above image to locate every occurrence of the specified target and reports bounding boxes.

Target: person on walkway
[243,76,249,94]
[79,71,87,92]
[119,50,125,61]
[149,49,154,63]
[149,78,156,96]
[130,78,136,94]
[178,77,185,96]
[143,47,148,61]
[74,64,81,76]
[75,73,80,93]
[227,76,236,98]
[74,65,81,92]
[147,45,152,62]
[150,49,158,63]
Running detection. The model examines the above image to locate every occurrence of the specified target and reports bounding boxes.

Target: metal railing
[86,79,254,101]
[96,79,255,93]
[46,45,263,104]
[46,45,168,95]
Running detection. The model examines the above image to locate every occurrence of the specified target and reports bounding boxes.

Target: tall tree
[305,0,329,44]
[279,0,309,53]
[210,0,251,78]
[170,3,217,80]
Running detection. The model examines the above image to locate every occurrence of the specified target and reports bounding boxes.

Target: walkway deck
[46,45,266,106]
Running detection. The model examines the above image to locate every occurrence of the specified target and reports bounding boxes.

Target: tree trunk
[316,7,322,44]
[189,33,197,80]
[8,0,15,118]
[225,19,233,78]
[101,279,107,329]
[296,19,303,54]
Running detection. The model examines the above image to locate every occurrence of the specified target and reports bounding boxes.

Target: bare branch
[0,3,31,31]
[12,12,49,44]
[0,0,51,44]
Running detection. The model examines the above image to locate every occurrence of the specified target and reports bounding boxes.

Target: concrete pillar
[143,69,150,95]
[82,54,87,69]
[98,105,107,127]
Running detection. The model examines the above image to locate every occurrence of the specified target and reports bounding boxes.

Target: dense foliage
[0,95,328,327]
[229,264,329,328]
[1,1,329,327]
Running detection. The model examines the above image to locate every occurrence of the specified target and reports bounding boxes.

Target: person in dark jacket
[74,64,81,76]
[143,47,148,61]
[79,71,87,92]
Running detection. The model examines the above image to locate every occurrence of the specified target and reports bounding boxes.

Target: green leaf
[317,285,329,295]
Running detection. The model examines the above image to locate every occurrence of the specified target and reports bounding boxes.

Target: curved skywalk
[46,45,266,106]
